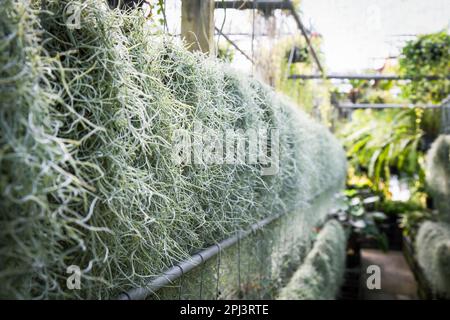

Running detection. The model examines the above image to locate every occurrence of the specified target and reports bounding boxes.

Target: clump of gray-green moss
[277,219,347,300]
[426,134,450,219]
[0,0,347,299]
[416,221,450,298]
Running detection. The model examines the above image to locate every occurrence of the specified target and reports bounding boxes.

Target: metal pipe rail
[117,211,284,300]
[337,103,441,109]
[289,74,450,81]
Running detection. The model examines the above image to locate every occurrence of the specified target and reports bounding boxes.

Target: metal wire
[215,27,255,63]
[117,211,283,300]
[198,253,205,299]
[237,229,241,298]
[177,265,184,300]
[251,0,256,74]
[256,229,262,299]
[285,45,295,80]
[216,0,227,50]
[117,190,335,300]
[215,243,222,299]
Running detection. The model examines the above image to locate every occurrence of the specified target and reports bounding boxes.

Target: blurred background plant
[337,31,449,208]
[399,210,434,238]
[399,31,450,104]
[256,35,334,126]
[331,191,389,252]
[340,108,424,197]
[217,42,235,62]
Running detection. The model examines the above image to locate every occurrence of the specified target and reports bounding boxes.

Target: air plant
[0,0,347,299]
[277,220,347,300]
[416,221,450,298]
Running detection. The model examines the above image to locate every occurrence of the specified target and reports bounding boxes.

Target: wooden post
[181,0,215,54]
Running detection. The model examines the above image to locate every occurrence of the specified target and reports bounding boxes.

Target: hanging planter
[286,46,310,64]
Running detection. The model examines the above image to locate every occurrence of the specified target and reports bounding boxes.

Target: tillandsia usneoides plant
[416,221,450,298]
[277,220,347,300]
[0,0,347,299]
[426,135,450,220]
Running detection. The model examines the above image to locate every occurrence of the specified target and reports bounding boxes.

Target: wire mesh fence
[126,189,339,300]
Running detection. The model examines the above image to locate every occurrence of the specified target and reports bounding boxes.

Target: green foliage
[416,221,450,298]
[257,36,333,126]
[338,31,449,202]
[340,109,424,195]
[285,46,309,64]
[333,191,389,251]
[344,78,396,104]
[277,220,347,300]
[376,199,424,216]
[139,0,166,26]
[400,210,433,238]
[400,31,450,104]
[217,43,234,62]
[0,0,347,299]
[374,199,428,238]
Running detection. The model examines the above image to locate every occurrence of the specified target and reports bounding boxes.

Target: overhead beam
[289,74,450,80]
[214,32,293,36]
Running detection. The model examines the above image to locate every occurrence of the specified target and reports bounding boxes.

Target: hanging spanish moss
[416,221,450,298]
[0,0,347,299]
[277,220,347,300]
[426,134,450,220]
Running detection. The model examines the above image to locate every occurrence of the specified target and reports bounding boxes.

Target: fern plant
[340,108,424,195]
